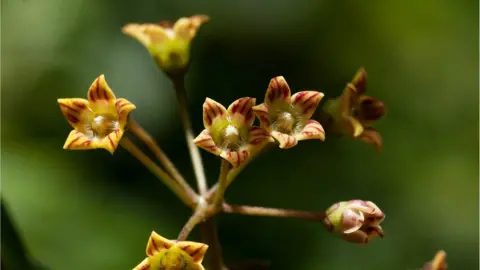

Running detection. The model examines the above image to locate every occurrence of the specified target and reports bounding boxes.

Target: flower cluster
[55,14,393,270]
[194,76,325,167]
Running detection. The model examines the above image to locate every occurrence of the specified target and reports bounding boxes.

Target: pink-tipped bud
[323,199,385,244]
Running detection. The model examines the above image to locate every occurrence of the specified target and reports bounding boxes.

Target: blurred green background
[2,0,478,269]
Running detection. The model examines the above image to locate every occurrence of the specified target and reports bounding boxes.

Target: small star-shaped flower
[322,68,386,151]
[123,15,209,73]
[193,97,273,167]
[58,75,135,154]
[252,76,325,149]
[133,231,208,270]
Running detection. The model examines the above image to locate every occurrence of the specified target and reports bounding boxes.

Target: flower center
[91,114,118,138]
[273,112,295,134]
[221,124,242,151]
[159,250,187,270]
[165,28,176,39]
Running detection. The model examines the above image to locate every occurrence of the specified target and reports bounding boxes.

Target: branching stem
[177,202,208,241]
[119,137,196,207]
[167,71,224,270]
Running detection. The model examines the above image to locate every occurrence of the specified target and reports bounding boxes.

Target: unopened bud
[323,199,385,244]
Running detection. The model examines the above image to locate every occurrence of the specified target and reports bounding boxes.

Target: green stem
[212,160,230,209]
[120,137,197,207]
[126,117,198,202]
[169,73,208,195]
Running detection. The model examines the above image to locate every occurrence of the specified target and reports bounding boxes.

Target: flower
[193,97,273,167]
[423,250,447,270]
[252,76,325,149]
[133,231,208,270]
[58,75,136,154]
[323,199,385,244]
[321,68,386,151]
[122,15,209,73]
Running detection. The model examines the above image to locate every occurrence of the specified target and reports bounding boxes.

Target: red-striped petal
[193,129,222,156]
[98,128,124,154]
[227,97,256,127]
[146,231,174,257]
[58,98,92,131]
[248,126,273,146]
[202,98,227,129]
[115,98,136,128]
[62,130,97,151]
[220,150,249,168]
[271,131,297,149]
[87,75,117,115]
[295,120,325,141]
[264,76,291,106]
[175,241,209,263]
[252,103,271,130]
[290,91,324,119]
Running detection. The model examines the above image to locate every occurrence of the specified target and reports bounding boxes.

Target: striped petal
[87,75,117,116]
[264,76,291,106]
[291,91,324,119]
[248,126,273,146]
[133,258,150,270]
[57,98,93,131]
[193,129,222,156]
[173,15,209,41]
[202,98,227,129]
[295,120,325,141]
[271,131,297,149]
[175,241,209,264]
[63,130,97,150]
[146,231,174,256]
[97,129,124,154]
[227,97,256,127]
[115,98,137,128]
[220,150,249,168]
[252,103,271,129]
[123,23,170,48]
[350,67,367,95]
[357,127,382,151]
